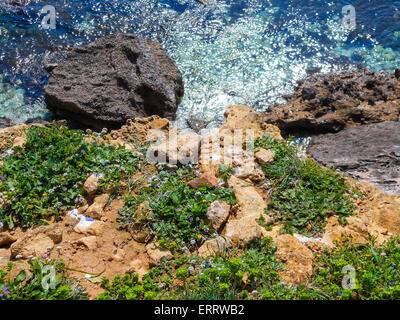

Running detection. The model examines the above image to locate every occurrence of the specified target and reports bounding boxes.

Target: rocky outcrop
[188,172,218,189]
[10,224,63,259]
[308,121,400,197]
[197,236,232,258]
[263,69,400,133]
[44,33,184,129]
[200,105,282,175]
[0,232,17,247]
[222,175,269,243]
[0,117,14,129]
[205,200,231,232]
[86,194,110,219]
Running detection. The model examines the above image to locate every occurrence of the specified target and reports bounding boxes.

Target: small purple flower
[392,282,396,286]
[43,254,48,259]
[391,263,397,267]
[80,149,85,153]
[0,293,3,297]
[334,202,339,206]
[289,166,295,170]
[0,176,4,181]
[338,292,342,296]
[2,286,8,294]
[189,217,193,222]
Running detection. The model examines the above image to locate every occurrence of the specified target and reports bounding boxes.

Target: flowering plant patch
[253,133,361,236]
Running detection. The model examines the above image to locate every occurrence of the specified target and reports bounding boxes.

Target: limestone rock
[255,148,275,165]
[74,220,105,236]
[146,243,172,267]
[222,176,268,243]
[197,236,232,258]
[0,232,17,247]
[83,175,100,196]
[200,105,282,175]
[275,234,314,285]
[206,200,230,232]
[147,131,201,165]
[129,258,149,280]
[74,236,98,250]
[188,172,218,189]
[86,194,110,219]
[12,136,26,148]
[11,233,54,259]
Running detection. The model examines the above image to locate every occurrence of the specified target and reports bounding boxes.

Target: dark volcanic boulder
[0,117,15,129]
[308,121,400,196]
[263,68,400,134]
[44,33,184,129]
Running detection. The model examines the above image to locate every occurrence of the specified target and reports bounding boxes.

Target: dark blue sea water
[0,0,400,126]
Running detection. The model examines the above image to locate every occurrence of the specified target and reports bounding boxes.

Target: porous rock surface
[45,33,184,129]
[263,69,400,133]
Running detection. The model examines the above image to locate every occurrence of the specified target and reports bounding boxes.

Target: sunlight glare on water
[0,0,399,127]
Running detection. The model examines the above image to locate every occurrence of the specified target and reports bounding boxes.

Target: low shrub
[0,124,142,228]
[254,133,361,236]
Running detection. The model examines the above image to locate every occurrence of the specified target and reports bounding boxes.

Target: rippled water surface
[1,0,400,126]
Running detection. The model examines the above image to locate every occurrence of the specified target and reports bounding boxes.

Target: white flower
[188,266,194,272]
[190,240,196,245]
[84,274,92,279]
[15,254,22,259]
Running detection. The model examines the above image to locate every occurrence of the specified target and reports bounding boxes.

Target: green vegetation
[0,124,142,228]
[0,259,87,300]
[98,237,400,300]
[97,238,286,300]
[96,273,157,300]
[167,237,295,300]
[118,166,236,251]
[254,133,361,236]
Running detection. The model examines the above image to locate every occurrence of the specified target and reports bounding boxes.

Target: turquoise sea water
[0,0,400,127]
